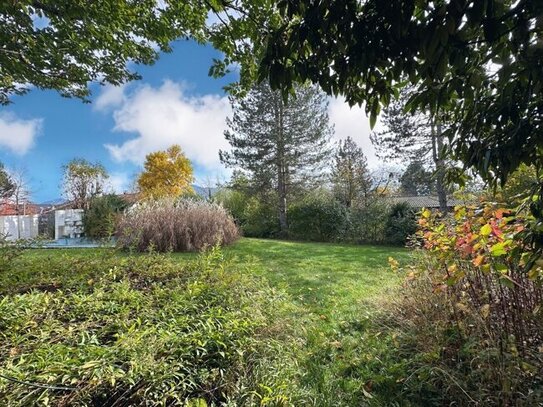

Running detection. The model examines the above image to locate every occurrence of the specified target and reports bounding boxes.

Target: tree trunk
[432,120,448,213]
[276,98,288,236]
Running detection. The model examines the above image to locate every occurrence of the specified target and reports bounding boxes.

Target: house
[0,200,41,241]
[387,195,469,210]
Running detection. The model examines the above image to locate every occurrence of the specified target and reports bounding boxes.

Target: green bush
[288,191,348,241]
[0,248,304,406]
[383,202,418,245]
[215,189,279,238]
[83,194,128,239]
[346,200,390,244]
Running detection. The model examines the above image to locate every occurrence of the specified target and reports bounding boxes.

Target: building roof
[387,195,468,208]
[0,201,41,216]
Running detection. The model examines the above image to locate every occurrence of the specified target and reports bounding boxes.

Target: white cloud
[106,172,132,194]
[0,112,42,155]
[104,80,231,171]
[94,83,127,112]
[328,98,379,167]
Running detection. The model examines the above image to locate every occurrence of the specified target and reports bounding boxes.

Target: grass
[2,238,411,406]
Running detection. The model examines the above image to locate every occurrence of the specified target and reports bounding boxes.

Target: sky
[0,40,378,203]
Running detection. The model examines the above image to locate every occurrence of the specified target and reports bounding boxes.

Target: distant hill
[192,185,218,199]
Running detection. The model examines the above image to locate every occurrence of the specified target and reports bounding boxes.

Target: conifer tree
[220,83,333,235]
[330,137,372,208]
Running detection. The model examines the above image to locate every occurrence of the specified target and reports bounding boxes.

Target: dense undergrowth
[0,247,304,406]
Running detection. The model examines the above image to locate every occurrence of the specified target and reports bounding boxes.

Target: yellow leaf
[480,224,492,236]
[480,304,490,319]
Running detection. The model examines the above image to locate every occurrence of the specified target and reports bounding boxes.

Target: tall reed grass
[117,198,239,252]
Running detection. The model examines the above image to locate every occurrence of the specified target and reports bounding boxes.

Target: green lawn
[2,238,412,405]
[219,238,408,318]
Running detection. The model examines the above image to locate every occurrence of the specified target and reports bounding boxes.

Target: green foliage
[384,202,418,245]
[83,194,128,239]
[0,247,303,406]
[288,191,348,242]
[400,160,436,196]
[330,136,372,208]
[62,158,109,209]
[220,82,333,234]
[346,200,390,244]
[0,1,211,104]
[235,0,543,189]
[0,162,14,199]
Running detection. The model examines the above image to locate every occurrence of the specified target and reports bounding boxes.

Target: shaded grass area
[3,239,412,405]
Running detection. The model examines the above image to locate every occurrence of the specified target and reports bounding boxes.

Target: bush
[381,204,543,405]
[346,199,390,244]
[383,202,418,245]
[0,248,304,406]
[116,198,239,252]
[288,191,348,241]
[83,194,129,239]
[215,189,280,238]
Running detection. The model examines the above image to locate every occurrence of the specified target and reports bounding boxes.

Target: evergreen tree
[330,137,372,208]
[0,163,14,199]
[400,160,435,196]
[220,83,333,235]
[370,89,449,211]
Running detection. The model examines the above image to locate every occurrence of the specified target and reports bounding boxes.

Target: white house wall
[54,209,85,239]
[0,215,40,241]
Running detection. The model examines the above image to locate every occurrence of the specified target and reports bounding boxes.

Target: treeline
[215,83,420,245]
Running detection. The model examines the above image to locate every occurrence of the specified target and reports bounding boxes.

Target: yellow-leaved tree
[137,145,194,198]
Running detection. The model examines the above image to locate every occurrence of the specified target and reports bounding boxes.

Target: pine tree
[370,88,449,212]
[220,83,333,235]
[330,137,372,208]
[400,160,435,196]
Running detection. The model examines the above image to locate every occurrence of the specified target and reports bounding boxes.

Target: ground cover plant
[116,198,239,252]
[1,239,410,406]
[0,245,304,406]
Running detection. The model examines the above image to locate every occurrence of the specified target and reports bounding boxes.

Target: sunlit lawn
[10,238,411,405]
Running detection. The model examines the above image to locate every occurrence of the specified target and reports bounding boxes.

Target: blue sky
[0,40,376,203]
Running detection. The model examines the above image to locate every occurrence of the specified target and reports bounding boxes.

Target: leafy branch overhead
[0,0,210,104]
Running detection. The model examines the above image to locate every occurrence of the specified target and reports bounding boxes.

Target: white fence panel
[0,215,40,241]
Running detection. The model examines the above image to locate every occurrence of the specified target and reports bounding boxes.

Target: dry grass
[116,198,239,252]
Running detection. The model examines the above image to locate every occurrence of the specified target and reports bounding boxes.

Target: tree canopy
[137,145,194,199]
[62,158,109,209]
[0,163,14,199]
[233,0,543,186]
[0,0,210,104]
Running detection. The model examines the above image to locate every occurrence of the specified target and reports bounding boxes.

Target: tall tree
[400,160,435,196]
[330,137,372,208]
[370,89,449,210]
[62,159,109,209]
[0,1,215,104]
[221,0,543,190]
[0,163,14,199]
[137,145,194,199]
[220,83,333,235]
[6,168,32,239]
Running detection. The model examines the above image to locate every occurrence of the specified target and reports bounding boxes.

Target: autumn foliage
[137,145,194,199]
[403,204,543,403]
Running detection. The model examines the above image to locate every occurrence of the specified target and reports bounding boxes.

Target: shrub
[383,201,418,245]
[346,199,390,244]
[382,203,543,405]
[83,194,129,239]
[288,191,348,241]
[0,248,304,406]
[215,189,280,238]
[116,198,239,252]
